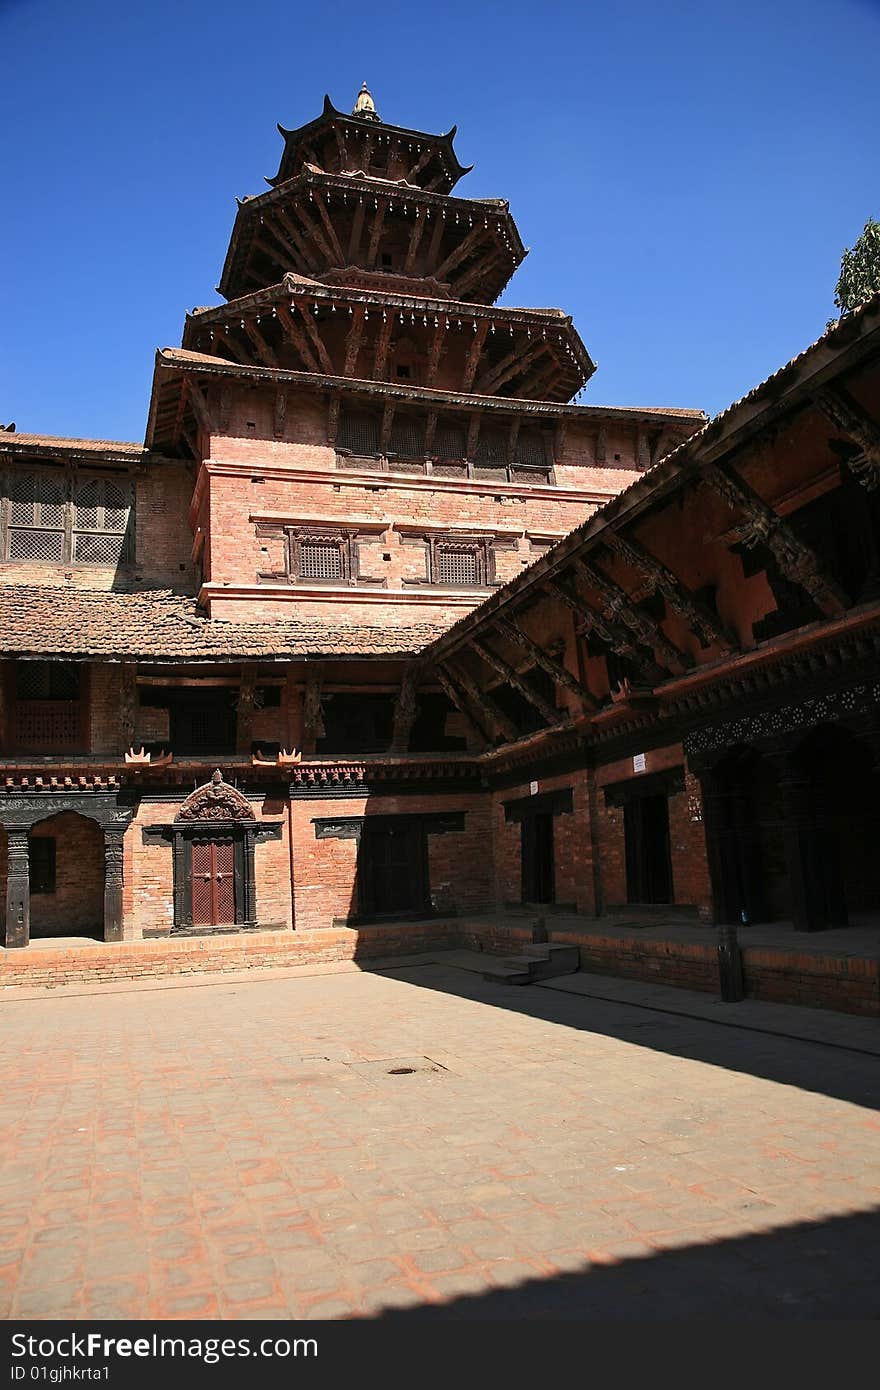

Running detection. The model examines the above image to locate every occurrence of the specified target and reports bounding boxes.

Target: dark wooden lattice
[437,547,478,585]
[337,411,380,455]
[301,541,343,580]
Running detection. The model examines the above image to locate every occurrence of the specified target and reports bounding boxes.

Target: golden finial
[352,81,380,122]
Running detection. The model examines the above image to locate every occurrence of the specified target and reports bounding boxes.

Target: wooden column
[119,664,137,753]
[391,665,420,753]
[236,666,258,754]
[102,827,125,943]
[5,828,30,949]
[302,665,325,754]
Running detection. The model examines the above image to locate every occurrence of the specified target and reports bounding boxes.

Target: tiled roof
[0,434,148,456]
[0,586,446,660]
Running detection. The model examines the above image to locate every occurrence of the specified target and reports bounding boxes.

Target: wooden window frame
[428,534,494,587]
[1,464,134,568]
[286,528,358,586]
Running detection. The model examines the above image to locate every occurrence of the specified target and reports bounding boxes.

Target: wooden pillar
[102,827,125,943]
[390,666,420,753]
[5,828,30,949]
[236,665,258,754]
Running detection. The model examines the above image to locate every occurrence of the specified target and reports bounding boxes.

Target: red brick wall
[490,771,594,914]
[593,745,711,913]
[124,791,292,939]
[289,792,493,930]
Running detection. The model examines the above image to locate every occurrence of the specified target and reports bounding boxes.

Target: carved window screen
[433,423,467,460]
[337,411,380,456]
[3,467,132,566]
[437,548,478,586]
[301,540,344,580]
[388,414,425,459]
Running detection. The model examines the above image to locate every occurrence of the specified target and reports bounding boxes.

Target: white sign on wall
[633,754,647,774]
[529,780,539,796]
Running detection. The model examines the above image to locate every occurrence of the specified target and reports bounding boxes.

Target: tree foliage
[834,217,880,315]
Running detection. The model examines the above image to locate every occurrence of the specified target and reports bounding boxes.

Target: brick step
[483,943,580,986]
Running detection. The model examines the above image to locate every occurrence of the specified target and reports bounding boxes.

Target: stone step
[483,943,580,986]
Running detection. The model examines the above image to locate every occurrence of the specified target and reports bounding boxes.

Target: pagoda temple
[2,87,879,1016]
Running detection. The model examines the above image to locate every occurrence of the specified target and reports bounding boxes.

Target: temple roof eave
[146,345,703,454]
[217,171,525,303]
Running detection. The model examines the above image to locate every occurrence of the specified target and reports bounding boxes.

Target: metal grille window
[516,429,548,467]
[437,547,479,585]
[3,467,132,566]
[301,541,343,580]
[337,411,380,456]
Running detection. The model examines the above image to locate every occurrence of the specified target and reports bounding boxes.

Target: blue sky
[1,0,878,440]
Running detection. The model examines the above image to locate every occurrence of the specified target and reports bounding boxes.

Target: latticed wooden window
[6,467,66,562]
[13,662,83,752]
[72,476,132,565]
[3,467,132,566]
[337,411,380,456]
[433,423,467,460]
[388,414,425,459]
[516,429,548,467]
[301,540,343,580]
[474,428,507,465]
[437,547,479,586]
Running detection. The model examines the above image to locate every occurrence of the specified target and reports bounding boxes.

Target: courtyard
[0,960,878,1320]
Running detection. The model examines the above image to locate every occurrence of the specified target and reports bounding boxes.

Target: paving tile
[1,962,878,1320]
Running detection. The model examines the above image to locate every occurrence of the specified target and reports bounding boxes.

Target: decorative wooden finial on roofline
[352,80,380,122]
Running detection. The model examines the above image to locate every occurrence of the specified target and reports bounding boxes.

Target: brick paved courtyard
[1,961,878,1320]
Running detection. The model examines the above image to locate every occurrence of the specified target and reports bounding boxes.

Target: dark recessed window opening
[396,364,411,379]
[29,837,57,895]
[317,693,394,754]
[16,662,81,701]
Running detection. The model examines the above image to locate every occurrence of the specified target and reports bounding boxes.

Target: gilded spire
[352,81,380,122]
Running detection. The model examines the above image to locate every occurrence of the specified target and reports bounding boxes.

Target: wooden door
[191,838,236,926]
[359,822,427,917]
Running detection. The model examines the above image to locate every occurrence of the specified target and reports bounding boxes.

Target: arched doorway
[27,811,104,939]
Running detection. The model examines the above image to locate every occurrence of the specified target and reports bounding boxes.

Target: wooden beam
[366,196,388,269]
[544,576,656,678]
[814,386,880,490]
[344,305,367,376]
[390,663,421,752]
[425,319,445,388]
[702,462,848,617]
[461,320,490,392]
[424,410,438,454]
[572,556,689,671]
[408,146,435,183]
[372,310,394,379]
[434,223,484,283]
[433,666,491,748]
[473,336,542,395]
[312,189,346,264]
[290,201,334,265]
[469,637,560,726]
[455,252,506,299]
[302,663,325,754]
[240,316,279,368]
[604,532,734,651]
[347,198,366,263]
[272,206,321,273]
[492,615,598,709]
[186,380,216,435]
[466,413,481,461]
[426,211,446,267]
[403,203,428,274]
[275,302,320,372]
[327,392,341,445]
[273,389,287,439]
[295,300,334,373]
[380,401,395,454]
[236,664,258,754]
[444,660,518,743]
